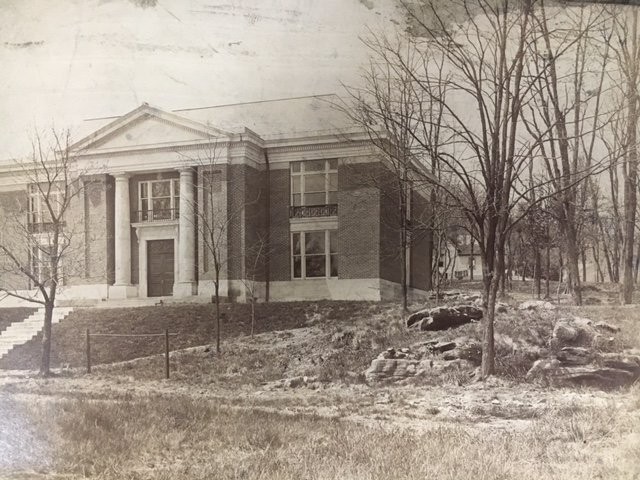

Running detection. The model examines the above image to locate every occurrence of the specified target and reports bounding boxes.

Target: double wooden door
[147,239,174,297]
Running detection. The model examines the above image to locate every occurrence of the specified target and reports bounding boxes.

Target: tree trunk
[40,302,54,376]
[545,241,551,298]
[581,248,587,283]
[534,246,542,298]
[481,268,499,378]
[564,219,583,305]
[250,298,255,337]
[470,238,475,281]
[621,11,639,304]
[593,244,604,283]
[215,278,221,354]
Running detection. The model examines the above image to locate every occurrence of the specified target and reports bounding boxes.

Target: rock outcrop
[364,340,479,384]
[518,300,557,311]
[526,316,636,389]
[526,351,640,389]
[406,305,483,331]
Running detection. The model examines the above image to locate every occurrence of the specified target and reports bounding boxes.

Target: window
[291,159,338,207]
[29,239,64,286]
[138,179,180,221]
[28,184,63,224]
[291,230,337,279]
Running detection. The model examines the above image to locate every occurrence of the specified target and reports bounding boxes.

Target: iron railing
[135,208,180,222]
[289,204,338,219]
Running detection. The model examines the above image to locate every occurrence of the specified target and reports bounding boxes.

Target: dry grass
[1,392,636,480]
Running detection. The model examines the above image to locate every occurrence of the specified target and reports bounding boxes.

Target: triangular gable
[69,103,234,153]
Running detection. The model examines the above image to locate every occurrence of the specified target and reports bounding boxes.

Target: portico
[110,167,199,298]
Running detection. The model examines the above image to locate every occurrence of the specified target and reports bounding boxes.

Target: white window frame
[28,184,63,224]
[290,159,338,207]
[138,178,180,221]
[291,229,338,279]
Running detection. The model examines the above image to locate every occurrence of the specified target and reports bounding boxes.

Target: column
[110,173,137,298]
[176,167,197,296]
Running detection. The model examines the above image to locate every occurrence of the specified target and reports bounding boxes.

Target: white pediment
[90,114,213,149]
[70,104,233,154]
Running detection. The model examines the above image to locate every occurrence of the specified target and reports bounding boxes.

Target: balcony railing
[135,208,180,223]
[289,204,338,219]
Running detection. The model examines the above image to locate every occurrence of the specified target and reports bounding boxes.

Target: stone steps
[0,307,73,358]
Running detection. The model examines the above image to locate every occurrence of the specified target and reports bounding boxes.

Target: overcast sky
[0,0,402,158]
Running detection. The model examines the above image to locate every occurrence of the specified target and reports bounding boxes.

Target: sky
[0,0,403,159]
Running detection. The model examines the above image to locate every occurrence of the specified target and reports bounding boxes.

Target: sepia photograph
[0,0,638,478]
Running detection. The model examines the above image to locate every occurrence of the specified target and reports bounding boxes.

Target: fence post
[165,329,170,379]
[86,328,91,374]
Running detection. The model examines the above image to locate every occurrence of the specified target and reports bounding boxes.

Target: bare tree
[523,2,613,305]
[181,142,264,353]
[612,9,640,303]
[339,34,434,312]
[0,130,91,376]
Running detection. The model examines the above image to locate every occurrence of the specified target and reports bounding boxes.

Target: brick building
[0,95,431,305]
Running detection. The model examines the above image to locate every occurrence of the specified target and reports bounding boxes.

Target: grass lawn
[1,390,638,480]
[0,301,392,371]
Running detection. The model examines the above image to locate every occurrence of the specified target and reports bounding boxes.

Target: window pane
[330,230,337,254]
[293,256,302,278]
[292,193,302,206]
[328,173,337,191]
[329,159,338,170]
[305,231,325,254]
[330,254,338,277]
[291,162,301,173]
[140,183,148,199]
[305,174,325,192]
[152,181,171,197]
[305,160,324,172]
[292,233,301,255]
[305,255,325,277]
[327,191,337,204]
[292,176,301,194]
[174,179,179,195]
[153,198,171,212]
[304,192,325,206]
[141,199,149,213]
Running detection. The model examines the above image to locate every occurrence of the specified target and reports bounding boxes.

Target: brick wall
[409,189,431,290]
[243,164,267,282]
[0,189,29,289]
[268,168,290,281]
[378,166,403,284]
[226,164,246,283]
[69,174,112,285]
[198,164,227,282]
[338,162,380,279]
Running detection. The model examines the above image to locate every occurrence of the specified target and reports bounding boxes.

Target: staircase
[0,307,73,358]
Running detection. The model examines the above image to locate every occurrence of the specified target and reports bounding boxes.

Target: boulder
[420,305,483,331]
[442,343,483,364]
[599,352,640,373]
[552,317,598,347]
[406,308,430,328]
[365,358,420,383]
[526,351,640,389]
[552,322,579,343]
[518,300,556,311]
[595,321,621,333]
[556,347,593,365]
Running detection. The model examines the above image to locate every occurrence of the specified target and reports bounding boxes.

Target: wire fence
[85,329,178,379]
